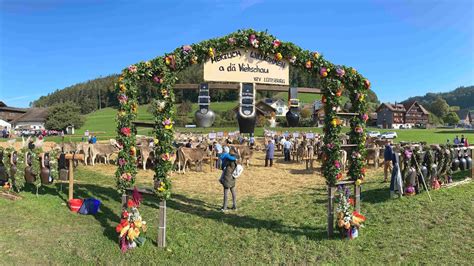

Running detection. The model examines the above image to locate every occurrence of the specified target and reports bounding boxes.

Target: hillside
[402,86,474,111]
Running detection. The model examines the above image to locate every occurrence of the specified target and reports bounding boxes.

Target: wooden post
[68,159,74,201]
[471,148,473,179]
[121,193,128,209]
[327,186,336,237]
[354,184,361,213]
[157,200,167,247]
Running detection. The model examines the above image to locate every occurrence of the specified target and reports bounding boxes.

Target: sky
[0,0,473,107]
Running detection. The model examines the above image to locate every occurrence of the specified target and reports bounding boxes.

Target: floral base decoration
[116,188,147,252]
[336,185,366,239]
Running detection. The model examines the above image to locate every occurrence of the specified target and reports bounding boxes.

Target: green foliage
[443,112,460,125]
[45,101,85,130]
[429,113,444,126]
[428,96,450,118]
[177,100,193,114]
[300,108,312,119]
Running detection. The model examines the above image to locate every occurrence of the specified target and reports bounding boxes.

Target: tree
[443,112,460,125]
[300,108,312,119]
[428,97,450,118]
[177,100,193,114]
[45,101,85,130]
[428,113,443,126]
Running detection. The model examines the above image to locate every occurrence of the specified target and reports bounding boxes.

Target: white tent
[0,119,11,130]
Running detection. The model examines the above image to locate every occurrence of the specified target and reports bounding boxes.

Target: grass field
[0,151,472,264]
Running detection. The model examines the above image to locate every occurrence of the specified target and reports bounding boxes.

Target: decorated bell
[237,83,257,134]
[460,156,467,171]
[451,148,460,171]
[421,165,428,178]
[24,152,36,184]
[465,149,472,169]
[407,167,417,187]
[430,163,438,179]
[194,83,216,128]
[286,87,300,127]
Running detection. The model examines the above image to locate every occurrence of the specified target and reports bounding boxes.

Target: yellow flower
[131,103,137,113]
[313,52,320,59]
[145,61,152,67]
[359,94,365,102]
[118,76,124,82]
[208,48,215,58]
[118,111,126,117]
[355,179,362,186]
[191,56,198,64]
[275,53,283,61]
[119,84,126,92]
[331,118,337,127]
[154,138,159,145]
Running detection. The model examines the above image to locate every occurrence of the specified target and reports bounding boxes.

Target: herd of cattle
[1,134,389,173]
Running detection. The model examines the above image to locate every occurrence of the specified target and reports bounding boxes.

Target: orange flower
[305,60,312,69]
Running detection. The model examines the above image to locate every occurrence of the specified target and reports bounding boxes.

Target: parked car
[380,132,398,139]
[366,131,381,138]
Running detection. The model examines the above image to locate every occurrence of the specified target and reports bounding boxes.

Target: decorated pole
[157,200,167,247]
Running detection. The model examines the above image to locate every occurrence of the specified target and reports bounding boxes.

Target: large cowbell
[194,83,215,128]
[237,83,257,134]
[286,87,300,127]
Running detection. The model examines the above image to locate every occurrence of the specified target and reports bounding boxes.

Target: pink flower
[334,160,341,169]
[336,67,345,77]
[118,94,128,104]
[272,39,281,48]
[404,150,413,159]
[128,65,137,73]
[118,158,126,166]
[355,126,364,133]
[227,37,236,45]
[326,143,334,149]
[121,127,131,136]
[161,153,174,161]
[182,45,192,54]
[249,34,259,48]
[153,76,162,83]
[121,173,132,181]
[362,113,369,122]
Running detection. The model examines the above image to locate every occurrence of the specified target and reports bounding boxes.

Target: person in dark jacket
[383,140,393,182]
[265,139,275,167]
[219,147,238,212]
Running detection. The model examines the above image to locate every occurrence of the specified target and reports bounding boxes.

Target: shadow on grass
[143,193,329,241]
[434,130,474,134]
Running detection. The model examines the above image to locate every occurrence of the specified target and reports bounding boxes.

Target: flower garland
[29,148,42,195]
[336,185,366,239]
[115,28,369,195]
[116,189,147,252]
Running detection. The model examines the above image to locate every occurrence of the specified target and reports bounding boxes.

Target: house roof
[403,101,430,115]
[456,109,471,120]
[256,100,277,112]
[0,101,6,108]
[0,101,28,113]
[376,102,406,112]
[12,108,48,123]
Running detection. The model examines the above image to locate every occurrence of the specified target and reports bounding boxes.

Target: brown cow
[176,145,210,174]
[229,144,253,167]
[90,143,120,165]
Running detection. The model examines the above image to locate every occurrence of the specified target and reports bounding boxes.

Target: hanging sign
[306,133,314,139]
[217,132,224,137]
[208,133,216,139]
[204,48,289,85]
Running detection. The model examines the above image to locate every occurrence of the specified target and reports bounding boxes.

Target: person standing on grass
[283,138,292,161]
[460,134,465,145]
[454,135,460,145]
[219,147,239,212]
[383,140,393,182]
[265,139,275,167]
[214,141,223,169]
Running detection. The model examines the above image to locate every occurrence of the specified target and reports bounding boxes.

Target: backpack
[232,164,243,179]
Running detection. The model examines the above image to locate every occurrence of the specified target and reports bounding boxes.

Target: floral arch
[115,29,370,200]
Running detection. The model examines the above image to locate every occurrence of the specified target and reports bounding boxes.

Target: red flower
[121,127,131,136]
[361,168,367,175]
[364,79,371,89]
[115,224,123,233]
[348,198,355,206]
[127,199,136,208]
[122,211,129,219]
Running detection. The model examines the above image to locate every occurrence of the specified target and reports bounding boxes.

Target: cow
[138,144,155,170]
[76,142,92,165]
[296,141,308,163]
[366,144,380,168]
[89,143,120,165]
[229,144,253,167]
[176,145,210,174]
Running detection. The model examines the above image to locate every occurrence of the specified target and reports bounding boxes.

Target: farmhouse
[0,101,27,123]
[261,98,288,116]
[12,107,48,130]
[456,109,473,126]
[376,101,429,129]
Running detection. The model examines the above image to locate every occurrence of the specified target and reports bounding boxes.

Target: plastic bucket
[68,199,83,212]
[87,199,101,215]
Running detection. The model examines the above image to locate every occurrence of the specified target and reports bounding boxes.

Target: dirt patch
[82,150,385,200]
